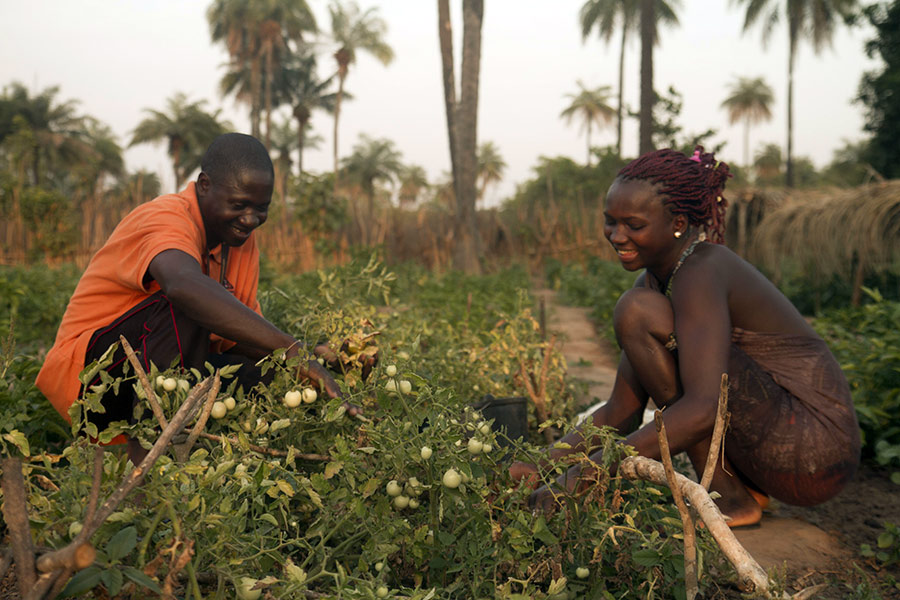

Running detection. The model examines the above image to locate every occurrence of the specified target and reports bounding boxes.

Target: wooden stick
[1,457,37,592]
[619,455,769,595]
[120,335,167,429]
[85,446,104,525]
[36,378,211,574]
[700,374,730,491]
[176,373,221,462]
[654,411,698,600]
[182,429,329,461]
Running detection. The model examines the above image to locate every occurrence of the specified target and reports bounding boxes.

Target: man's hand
[314,341,379,382]
[299,358,363,418]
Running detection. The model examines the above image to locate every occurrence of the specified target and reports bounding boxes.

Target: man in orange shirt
[37,133,353,459]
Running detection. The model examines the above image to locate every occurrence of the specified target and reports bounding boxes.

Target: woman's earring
[674,231,683,239]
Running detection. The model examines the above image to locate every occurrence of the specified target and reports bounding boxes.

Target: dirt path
[534,285,898,596]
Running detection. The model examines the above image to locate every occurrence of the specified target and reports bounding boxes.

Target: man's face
[197,168,273,249]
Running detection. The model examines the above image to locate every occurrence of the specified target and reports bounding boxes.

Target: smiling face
[603,177,687,276]
[197,168,273,250]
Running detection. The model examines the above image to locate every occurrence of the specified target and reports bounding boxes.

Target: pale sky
[0,1,877,207]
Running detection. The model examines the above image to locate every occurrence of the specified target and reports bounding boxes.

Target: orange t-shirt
[36,182,263,421]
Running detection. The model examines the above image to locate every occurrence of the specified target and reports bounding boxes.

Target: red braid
[616,146,731,243]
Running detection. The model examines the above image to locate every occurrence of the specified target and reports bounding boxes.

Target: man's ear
[196,172,211,197]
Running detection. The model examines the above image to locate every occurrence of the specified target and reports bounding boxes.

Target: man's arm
[147,249,348,403]
[149,249,294,353]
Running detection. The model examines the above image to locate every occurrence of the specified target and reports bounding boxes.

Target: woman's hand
[509,461,541,489]
[528,463,597,515]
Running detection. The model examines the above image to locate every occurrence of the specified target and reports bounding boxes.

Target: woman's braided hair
[616,146,731,243]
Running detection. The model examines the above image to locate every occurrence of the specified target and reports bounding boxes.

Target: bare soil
[534,286,900,598]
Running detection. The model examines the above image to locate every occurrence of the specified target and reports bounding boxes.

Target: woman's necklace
[664,238,703,297]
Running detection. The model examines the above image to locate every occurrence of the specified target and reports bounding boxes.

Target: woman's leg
[614,288,765,526]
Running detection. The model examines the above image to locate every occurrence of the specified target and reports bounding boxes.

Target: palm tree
[560,82,616,166]
[398,164,429,209]
[130,93,230,190]
[329,0,394,186]
[208,0,317,145]
[733,0,858,187]
[721,76,775,171]
[0,82,90,186]
[477,141,506,204]
[341,134,403,242]
[438,0,484,274]
[579,0,680,157]
[278,52,339,176]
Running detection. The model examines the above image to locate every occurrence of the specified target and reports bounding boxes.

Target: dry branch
[120,335,167,429]
[36,377,212,575]
[85,446,104,524]
[176,373,221,462]
[1,457,37,592]
[654,412,698,600]
[619,455,770,595]
[183,429,329,461]
[701,374,730,490]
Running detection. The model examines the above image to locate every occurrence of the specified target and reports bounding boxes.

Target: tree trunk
[438,0,459,193]
[264,47,273,151]
[333,64,347,195]
[743,117,750,173]
[616,22,626,158]
[586,119,592,167]
[452,0,484,274]
[251,55,262,139]
[296,116,306,176]
[639,0,655,155]
[786,26,796,188]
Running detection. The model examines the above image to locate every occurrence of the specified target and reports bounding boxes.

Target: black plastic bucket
[471,395,528,447]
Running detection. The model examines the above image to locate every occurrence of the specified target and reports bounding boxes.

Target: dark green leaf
[121,566,163,593]
[632,548,661,567]
[100,568,124,596]
[59,566,102,596]
[105,526,138,561]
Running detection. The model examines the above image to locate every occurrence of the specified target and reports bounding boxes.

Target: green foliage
[814,291,900,468]
[860,522,900,568]
[287,171,349,239]
[3,258,732,598]
[19,185,79,258]
[857,1,900,180]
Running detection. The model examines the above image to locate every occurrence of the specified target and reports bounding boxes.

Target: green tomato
[223,396,236,411]
[177,378,190,393]
[467,438,483,455]
[393,495,410,509]
[576,566,590,579]
[442,468,461,489]
[386,480,403,497]
[408,498,420,509]
[420,446,433,460]
[210,401,227,419]
[399,380,412,394]
[376,585,389,598]
[302,388,317,404]
[374,561,384,572]
[385,364,397,377]
[384,379,397,392]
[479,423,491,436]
[155,375,166,389]
[235,577,261,600]
[482,443,493,454]
[284,390,302,407]
[162,377,177,392]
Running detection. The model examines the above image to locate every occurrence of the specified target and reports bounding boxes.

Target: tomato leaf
[105,526,137,561]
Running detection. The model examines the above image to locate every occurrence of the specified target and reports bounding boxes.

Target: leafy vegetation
[1,258,738,599]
